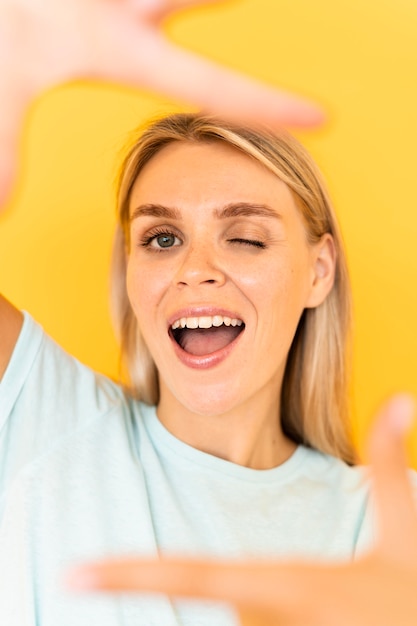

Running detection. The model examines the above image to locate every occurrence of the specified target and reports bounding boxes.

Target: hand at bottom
[67,395,417,626]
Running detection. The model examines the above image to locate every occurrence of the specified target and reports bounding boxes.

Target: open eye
[141,229,182,250]
[151,233,181,249]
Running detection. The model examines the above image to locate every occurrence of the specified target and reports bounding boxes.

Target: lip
[167,306,245,370]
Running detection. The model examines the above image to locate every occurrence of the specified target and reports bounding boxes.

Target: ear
[305,233,337,308]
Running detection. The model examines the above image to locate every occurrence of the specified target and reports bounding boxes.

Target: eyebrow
[215,203,282,220]
[130,202,282,222]
[130,204,181,221]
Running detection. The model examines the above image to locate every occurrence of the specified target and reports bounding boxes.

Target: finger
[0,141,17,210]
[66,557,333,616]
[367,394,417,560]
[117,36,324,128]
[0,21,25,210]
[0,98,25,211]
[66,558,271,600]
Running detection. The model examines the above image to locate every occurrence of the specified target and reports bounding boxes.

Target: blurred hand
[0,0,324,208]
[68,394,417,626]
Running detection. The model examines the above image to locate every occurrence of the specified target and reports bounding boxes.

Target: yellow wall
[1,0,416,463]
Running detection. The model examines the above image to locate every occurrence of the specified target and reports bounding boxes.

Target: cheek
[247,255,312,321]
[126,256,169,327]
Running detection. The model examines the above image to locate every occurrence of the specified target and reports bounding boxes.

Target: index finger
[66,556,335,614]
[136,37,325,128]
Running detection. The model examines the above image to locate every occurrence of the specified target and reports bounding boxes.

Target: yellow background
[1,0,416,463]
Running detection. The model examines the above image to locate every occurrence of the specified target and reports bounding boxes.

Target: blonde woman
[1,2,416,626]
[1,111,379,625]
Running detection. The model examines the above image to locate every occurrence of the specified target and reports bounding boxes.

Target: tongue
[179,326,242,356]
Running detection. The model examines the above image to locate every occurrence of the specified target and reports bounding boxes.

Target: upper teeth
[171,315,244,330]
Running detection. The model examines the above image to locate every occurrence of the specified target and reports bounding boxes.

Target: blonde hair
[111,113,356,464]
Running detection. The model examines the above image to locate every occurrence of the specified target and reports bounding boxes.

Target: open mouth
[170,315,245,357]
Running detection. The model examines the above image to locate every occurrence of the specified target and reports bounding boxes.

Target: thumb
[0,133,19,210]
[367,393,417,562]
[0,11,28,212]
[0,83,31,211]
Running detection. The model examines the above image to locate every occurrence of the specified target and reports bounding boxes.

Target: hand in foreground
[67,394,417,626]
[0,0,323,208]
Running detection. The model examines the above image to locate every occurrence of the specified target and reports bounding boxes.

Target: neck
[156,384,297,470]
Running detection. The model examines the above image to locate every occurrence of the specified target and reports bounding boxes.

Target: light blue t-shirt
[0,313,374,625]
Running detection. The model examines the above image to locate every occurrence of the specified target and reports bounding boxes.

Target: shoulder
[0,312,130,508]
[292,447,372,555]
[1,311,125,423]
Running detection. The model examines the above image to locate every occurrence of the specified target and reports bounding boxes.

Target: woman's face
[126,140,334,418]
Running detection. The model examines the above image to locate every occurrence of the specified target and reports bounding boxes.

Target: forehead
[129,140,296,213]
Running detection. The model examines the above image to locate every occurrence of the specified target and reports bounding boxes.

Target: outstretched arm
[67,395,417,626]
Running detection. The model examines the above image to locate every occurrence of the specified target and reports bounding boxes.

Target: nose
[175,244,226,288]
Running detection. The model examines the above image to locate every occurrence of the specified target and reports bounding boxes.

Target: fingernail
[65,567,100,591]
[386,394,416,433]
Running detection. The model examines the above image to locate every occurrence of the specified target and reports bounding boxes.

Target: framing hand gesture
[69,395,417,626]
[0,0,323,207]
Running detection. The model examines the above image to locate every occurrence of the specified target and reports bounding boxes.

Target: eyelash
[140,228,181,251]
[139,229,267,251]
[229,238,266,249]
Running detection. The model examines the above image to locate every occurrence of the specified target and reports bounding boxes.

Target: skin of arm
[67,395,417,626]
